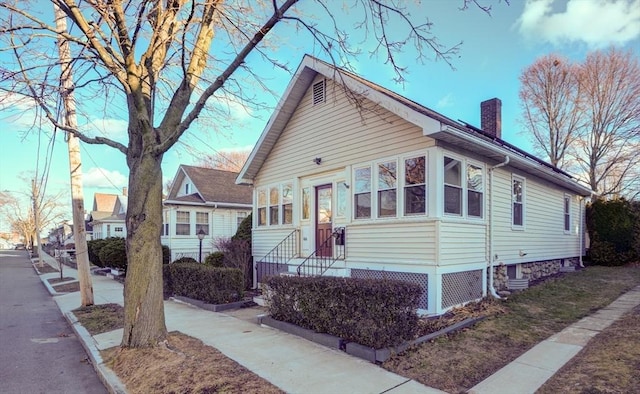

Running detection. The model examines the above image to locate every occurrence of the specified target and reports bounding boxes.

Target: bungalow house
[161,165,253,261]
[237,55,593,315]
[90,192,127,240]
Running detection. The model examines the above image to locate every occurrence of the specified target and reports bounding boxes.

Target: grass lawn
[382,265,640,393]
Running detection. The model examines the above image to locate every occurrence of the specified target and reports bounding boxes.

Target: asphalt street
[0,250,107,394]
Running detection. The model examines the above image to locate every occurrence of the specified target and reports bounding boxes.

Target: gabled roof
[92,193,118,212]
[165,165,252,207]
[237,55,593,196]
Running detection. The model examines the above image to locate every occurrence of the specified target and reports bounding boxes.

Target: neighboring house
[237,55,593,316]
[162,165,253,261]
[89,191,127,240]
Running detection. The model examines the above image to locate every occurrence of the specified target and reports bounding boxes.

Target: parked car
[14,243,25,250]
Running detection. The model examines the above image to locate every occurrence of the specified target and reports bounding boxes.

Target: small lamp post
[197,228,206,263]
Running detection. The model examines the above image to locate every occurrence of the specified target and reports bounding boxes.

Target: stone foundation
[492,257,579,291]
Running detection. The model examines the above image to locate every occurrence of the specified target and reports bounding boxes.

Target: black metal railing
[296,228,345,277]
[255,229,299,283]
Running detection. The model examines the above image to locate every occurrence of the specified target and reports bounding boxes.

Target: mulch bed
[53,282,80,293]
[47,277,76,284]
[34,264,59,274]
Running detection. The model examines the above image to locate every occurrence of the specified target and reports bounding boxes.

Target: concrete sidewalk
[32,252,640,394]
[33,253,445,394]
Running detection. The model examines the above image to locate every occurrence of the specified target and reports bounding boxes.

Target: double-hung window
[269,187,279,225]
[564,195,571,233]
[404,156,426,215]
[196,212,209,235]
[354,167,372,219]
[257,189,267,226]
[467,164,484,218]
[512,176,524,227]
[378,161,397,217]
[176,211,190,235]
[282,183,293,225]
[444,157,462,215]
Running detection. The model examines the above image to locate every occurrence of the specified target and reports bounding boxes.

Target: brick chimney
[480,98,502,139]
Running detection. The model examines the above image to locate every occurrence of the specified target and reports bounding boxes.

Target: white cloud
[516,0,640,48]
[83,167,128,189]
[85,117,128,139]
[436,93,455,109]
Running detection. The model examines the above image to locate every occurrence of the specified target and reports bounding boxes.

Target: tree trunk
[121,152,167,347]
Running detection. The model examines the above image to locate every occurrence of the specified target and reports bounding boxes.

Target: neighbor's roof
[165,165,252,207]
[237,55,593,196]
[92,193,118,212]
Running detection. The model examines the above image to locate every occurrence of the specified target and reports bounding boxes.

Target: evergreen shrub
[266,276,421,348]
[163,263,243,304]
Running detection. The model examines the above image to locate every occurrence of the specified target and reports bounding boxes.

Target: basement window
[312,79,326,105]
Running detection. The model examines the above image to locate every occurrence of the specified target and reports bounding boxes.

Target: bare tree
[0,0,495,348]
[572,48,640,198]
[519,48,640,198]
[197,150,250,172]
[0,185,67,250]
[519,54,583,167]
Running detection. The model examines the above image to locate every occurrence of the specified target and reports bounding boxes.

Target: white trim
[511,174,526,230]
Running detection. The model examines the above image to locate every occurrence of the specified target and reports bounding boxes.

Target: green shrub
[97,237,127,270]
[87,238,109,267]
[266,276,421,348]
[586,199,639,266]
[172,256,198,264]
[162,245,171,265]
[204,251,224,267]
[163,263,243,304]
[232,213,252,242]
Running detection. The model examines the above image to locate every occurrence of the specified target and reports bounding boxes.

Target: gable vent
[312,79,326,105]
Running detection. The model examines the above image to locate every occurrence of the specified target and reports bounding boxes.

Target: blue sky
[1,0,639,232]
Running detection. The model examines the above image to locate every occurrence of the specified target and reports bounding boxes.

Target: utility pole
[31,179,43,268]
[54,3,94,306]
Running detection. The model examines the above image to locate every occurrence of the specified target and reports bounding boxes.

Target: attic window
[312,79,326,105]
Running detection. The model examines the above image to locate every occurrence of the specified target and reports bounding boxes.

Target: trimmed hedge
[204,251,224,267]
[172,256,198,264]
[266,276,421,349]
[97,237,127,270]
[163,263,244,304]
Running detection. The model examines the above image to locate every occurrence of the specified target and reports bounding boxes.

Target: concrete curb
[63,311,128,394]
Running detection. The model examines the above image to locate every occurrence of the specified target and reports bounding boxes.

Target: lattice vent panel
[351,269,428,310]
[441,269,483,309]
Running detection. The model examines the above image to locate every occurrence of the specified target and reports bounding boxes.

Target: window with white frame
[269,187,279,225]
[302,187,310,220]
[114,226,123,232]
[184,183,190,195]
[162,211,169,236]
[176,211,190,235]
[107,224,111,237]
[282,183,293,225]
[444,156,462,215]
[354,167,372,219]
[257,189,267,226]
[564,195,571,233]
[196,212,209,235]
[512,176,524,227]
[378,161,397,217]
[467,164,484,218]
[336,181,348,218]
[404,156,426,215]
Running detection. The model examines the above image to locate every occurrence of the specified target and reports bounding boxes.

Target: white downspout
[578,196,585,268]
[488,156,510,299]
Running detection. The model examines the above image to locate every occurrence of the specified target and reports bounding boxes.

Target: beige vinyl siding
[439,221,487,265]
[346,221,437,264]
[492,168,581,264]
[255,77,435,185]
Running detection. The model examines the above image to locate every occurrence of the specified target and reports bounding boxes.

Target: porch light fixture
[314,157,322,165]
[197,228,206,263]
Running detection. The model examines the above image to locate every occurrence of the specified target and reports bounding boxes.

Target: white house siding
[254,76,436,187]
[253,228,299,260]
[491,167,581,266]
[438,220,487,266]
[345,221,437,267]
[162,207,250,261]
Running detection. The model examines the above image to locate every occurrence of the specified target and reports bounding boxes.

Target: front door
[315,184,333,257]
